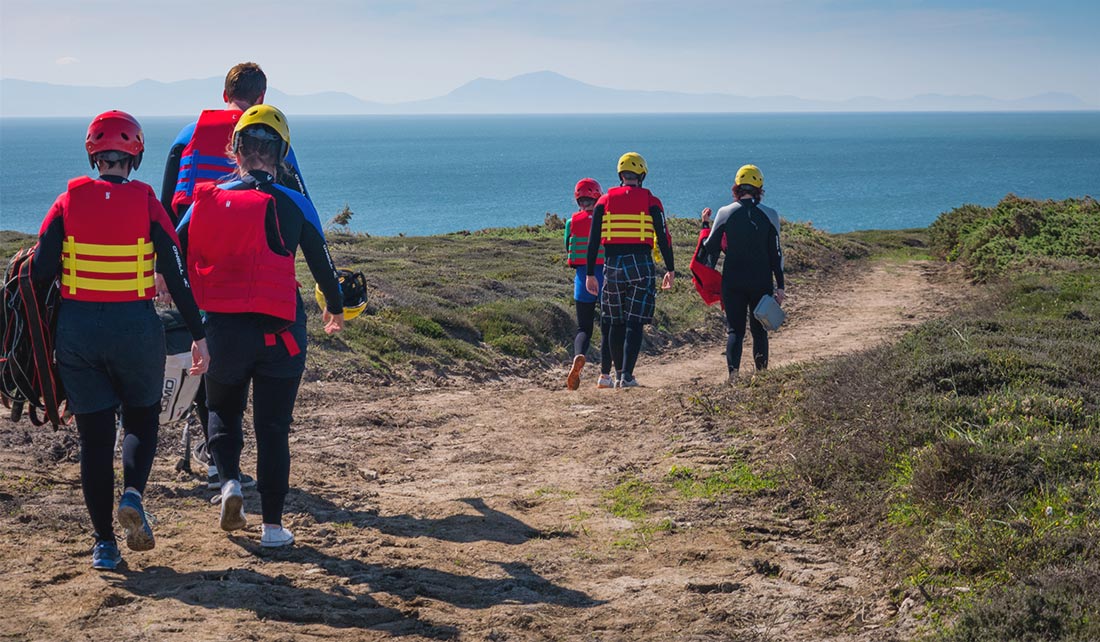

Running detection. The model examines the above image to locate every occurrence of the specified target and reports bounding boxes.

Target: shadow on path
[110,565,456,638]
[295,492,551,545]
[261,542,604,610]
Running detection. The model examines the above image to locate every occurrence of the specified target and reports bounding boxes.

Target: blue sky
[2,0,1098,104]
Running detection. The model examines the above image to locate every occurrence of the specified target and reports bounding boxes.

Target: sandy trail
[0,259,968,642]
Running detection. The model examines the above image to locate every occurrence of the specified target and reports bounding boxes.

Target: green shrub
[930,196,1100,280]
[933,562,1100,642]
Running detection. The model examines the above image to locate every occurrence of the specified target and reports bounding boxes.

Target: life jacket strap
[263,329,301,357]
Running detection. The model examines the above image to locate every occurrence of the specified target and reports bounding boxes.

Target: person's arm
[159,123,195,222]
[768,223,785,292]
[31,196,66,287]
[149,196,204,340]
[585,203,606,276]
[174,205,193,260]
[563,217,572,253]
[702,205,734,260]
[298,207,343,315]
[160,142,185,222]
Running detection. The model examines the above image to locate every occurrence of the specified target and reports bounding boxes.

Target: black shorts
[55,299,166,414]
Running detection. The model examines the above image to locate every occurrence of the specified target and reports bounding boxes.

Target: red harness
[601,187,656,246]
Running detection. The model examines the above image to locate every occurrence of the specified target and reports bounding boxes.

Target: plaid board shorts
[601,253,657,325]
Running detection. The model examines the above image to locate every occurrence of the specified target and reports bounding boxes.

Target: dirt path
[0,259,969,642]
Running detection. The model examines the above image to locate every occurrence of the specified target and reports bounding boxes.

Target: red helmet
[85,110,144,168]
[574,178,602,202]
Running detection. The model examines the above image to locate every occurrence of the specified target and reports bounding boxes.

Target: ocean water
[1,113,1097,236]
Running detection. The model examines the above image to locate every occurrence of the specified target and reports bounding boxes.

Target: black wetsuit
[177,171,341,525]
[33,174,204,543]
[702,198,784,373]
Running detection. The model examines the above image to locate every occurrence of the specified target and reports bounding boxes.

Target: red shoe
[566,354,585,390]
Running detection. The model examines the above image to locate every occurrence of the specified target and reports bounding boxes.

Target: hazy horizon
[2,1,1098,107]
[2,71,1095,118]
[2,71,1096,109]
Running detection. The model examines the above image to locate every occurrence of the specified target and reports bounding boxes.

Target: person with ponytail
[176,104,342,548]
[698,164,785,382]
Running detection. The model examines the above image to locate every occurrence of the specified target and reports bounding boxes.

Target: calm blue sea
[1,113,1097,236]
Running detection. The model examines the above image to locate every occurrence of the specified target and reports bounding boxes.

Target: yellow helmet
[233,104,290,158]
[735,164,764,188]
[315,269,368,321]
[617,152,648,176]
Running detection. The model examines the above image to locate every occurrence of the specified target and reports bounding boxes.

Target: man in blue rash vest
[160,62,309,224]
[698,164,786,382]
[159,62,311,490]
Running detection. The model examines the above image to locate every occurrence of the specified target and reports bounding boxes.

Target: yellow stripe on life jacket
[603,211,654,244]
[61,273,156,293]
[65,240,154,257]
[68,258,156,274]
[61,237,155,297]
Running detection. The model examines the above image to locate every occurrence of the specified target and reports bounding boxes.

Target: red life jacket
[601,186,656,246]
[186,183,298,322]
[690,228,723,307]
[171,110,241,213]
[60,177,156,303]
[566,210,604,267]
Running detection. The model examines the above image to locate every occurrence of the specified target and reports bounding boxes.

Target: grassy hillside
[3,218,882,383]
[719,196,1100,640]
[309,216,879,381]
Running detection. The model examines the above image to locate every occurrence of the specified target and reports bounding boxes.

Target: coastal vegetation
[693,195,1100,639]
[3,194,1095,638]
[300,215,883,382]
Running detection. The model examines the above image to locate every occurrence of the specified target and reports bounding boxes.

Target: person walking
[32,110,209,570]
[585,152,674,388]
[159,62,311,491]
[698,164,786,382]
[177,104,343,548]
[160,61,309,222]
[564,178,613,389]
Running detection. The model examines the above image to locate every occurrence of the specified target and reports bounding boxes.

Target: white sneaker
[219,479,246,532]
[261,525,295,548]
[618,374,640,388]
[596,374,615,389]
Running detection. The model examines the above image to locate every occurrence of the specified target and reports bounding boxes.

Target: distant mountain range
[2,71,1095,116]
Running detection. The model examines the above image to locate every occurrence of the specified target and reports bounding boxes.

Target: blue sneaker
[91,539,121,570]
[117,491,155,552]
